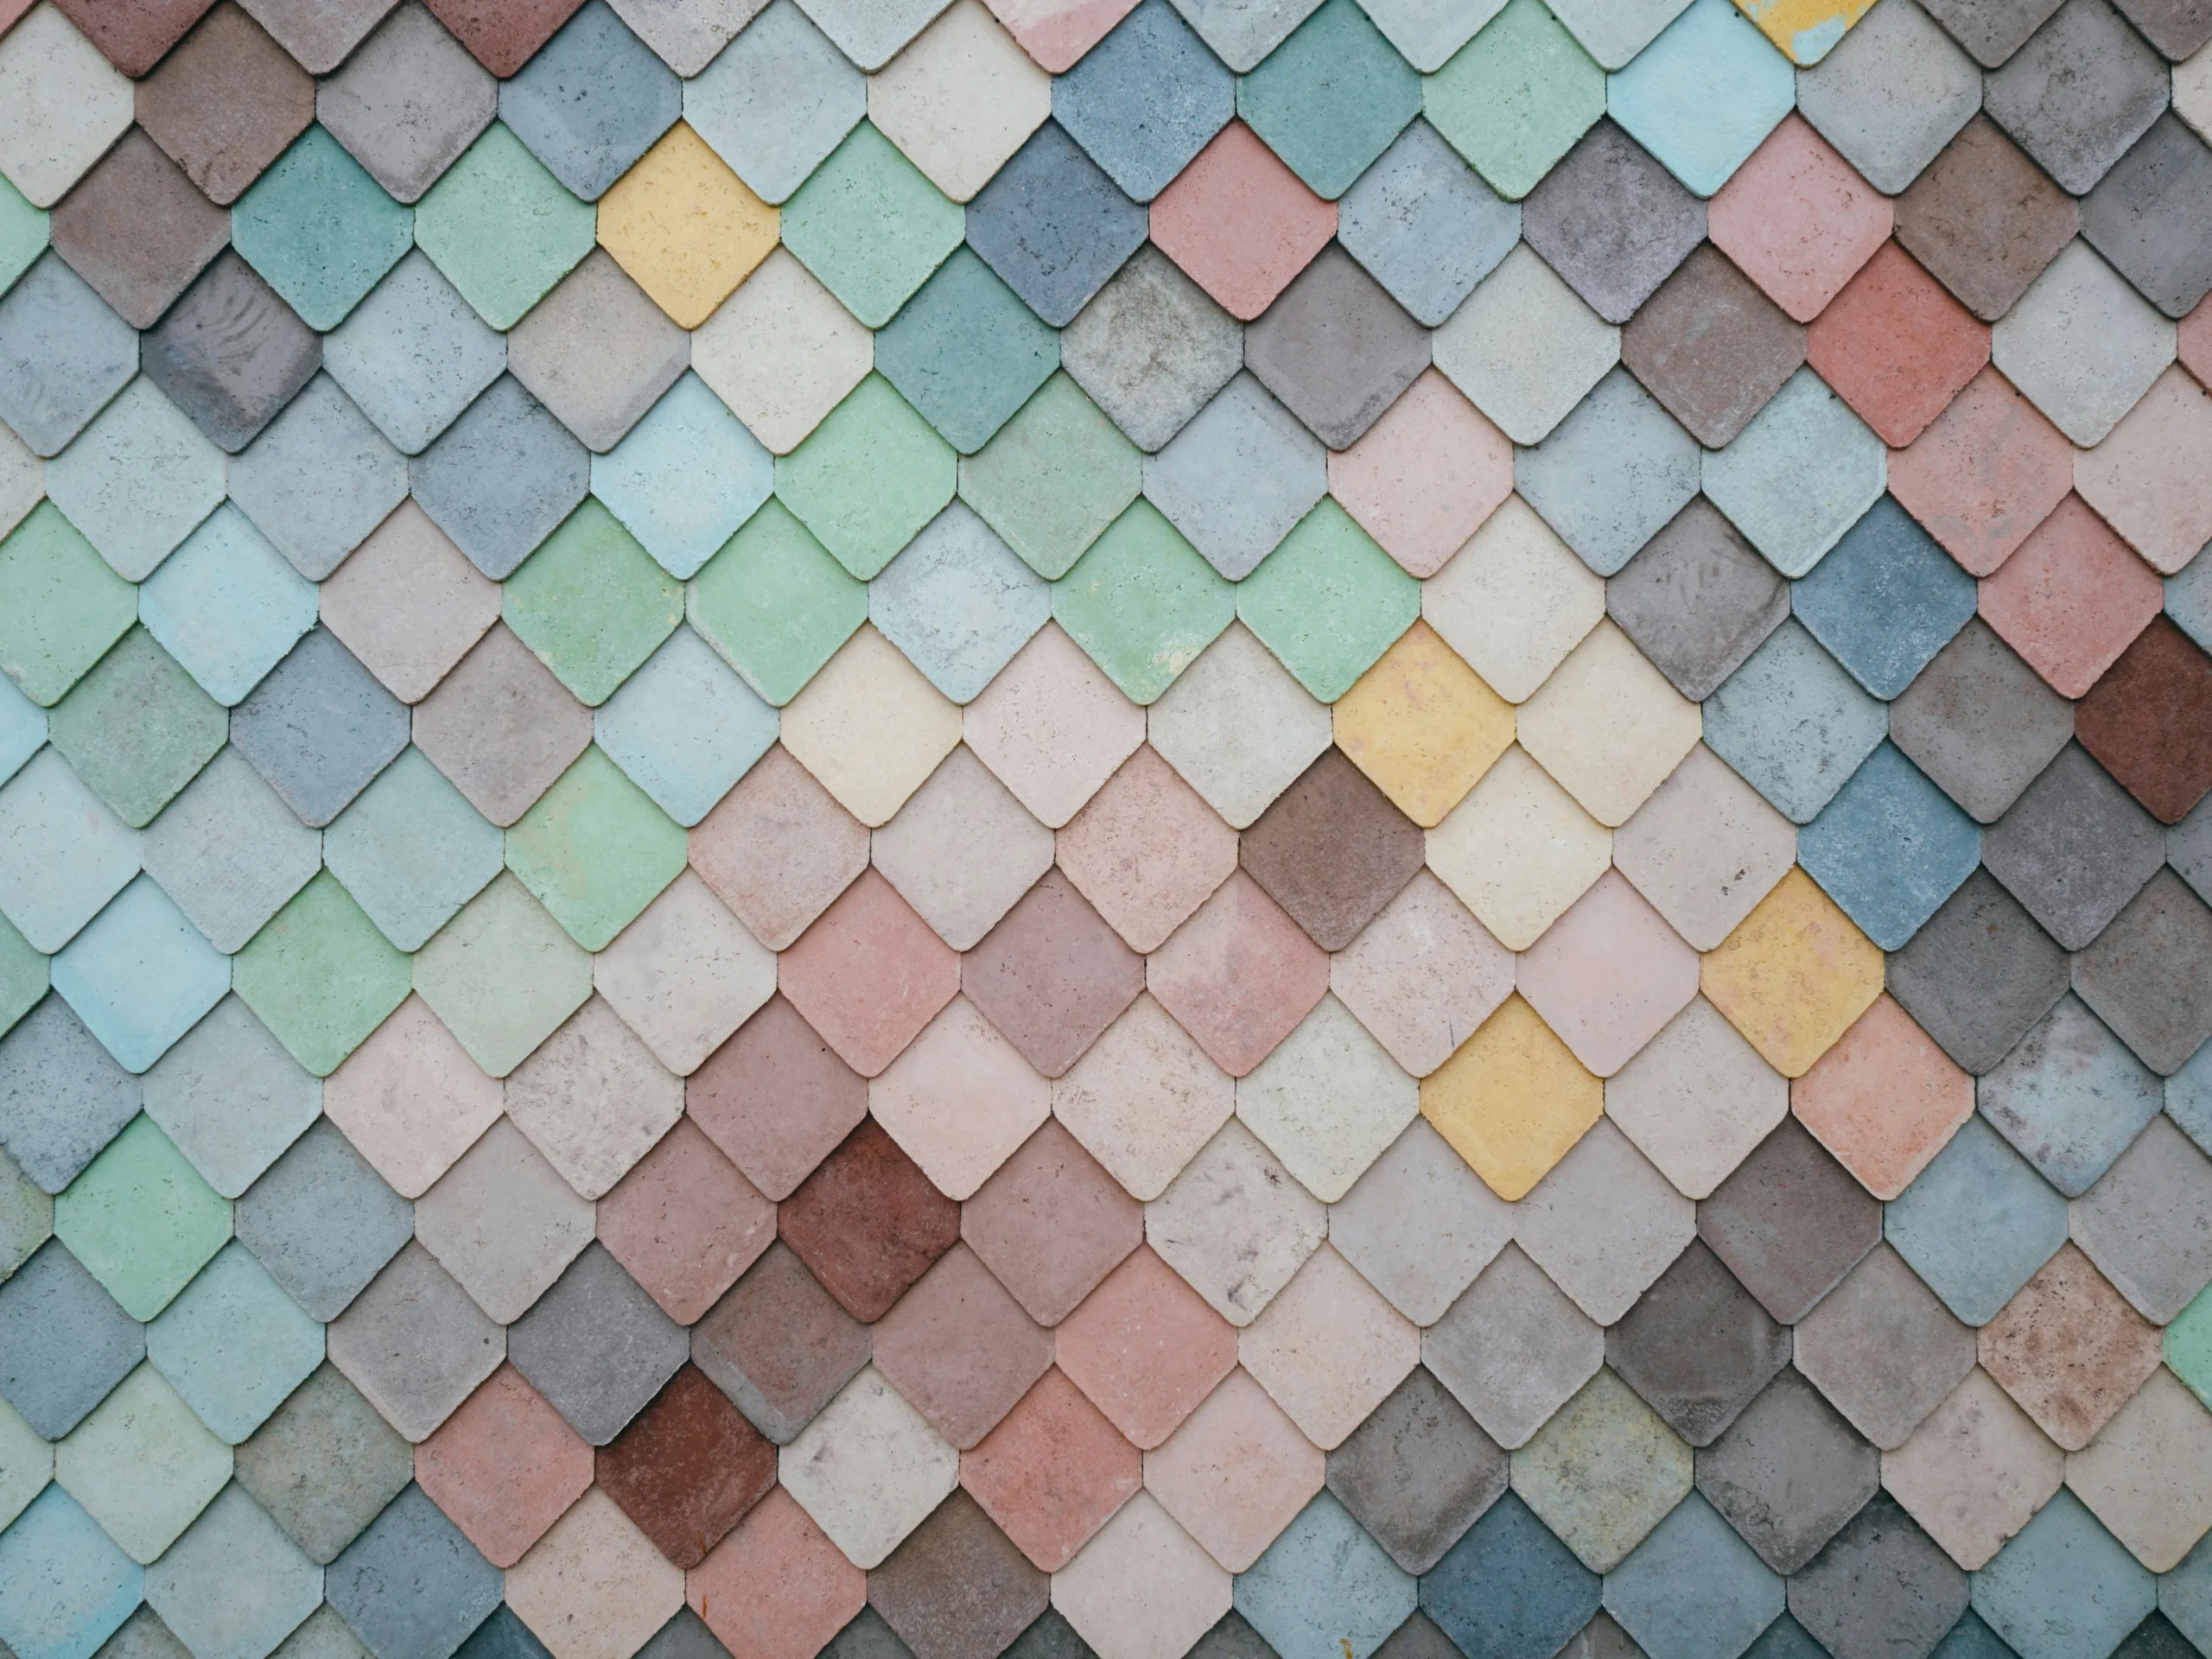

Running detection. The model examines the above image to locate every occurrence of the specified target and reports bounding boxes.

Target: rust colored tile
[1976,1243,2163,1451]
[2075,614,2212,823]
[52,0,215,75]
[1053,1245,1238,1450]
[963,869,1145,1079]
[1239,747,1426,952]
[1894,117,2081,324]
[872,1243,1054,1450]
[1978,493,2164,698]
[597,1117,777,1327]
[779,1119,961,1324]
[868,1490,1051,1659]
[598,1364,778,1569]
[963,1368,1141,1572]
[1887,366,2076,577]
[691,1242,872,1446]
[688,996,868,1203]
[962,1119,1143,1327]
[778,870,961,1079]
[1055,745,1240,954]
[421,0,582,73]
[134,3,314,205]
[690,746,869,953]
[1808,242,1991,448]
[1147,122,1337,322]
[1146,869,1332,1077]
[48,130,228,330]
[413,1363,595,1568]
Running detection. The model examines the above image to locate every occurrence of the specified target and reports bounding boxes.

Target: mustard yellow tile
[1733,0,1877,63]
[1421,994,1602,1201]
[1333,620,1515,828]
[597,123,778,328]
[1700,867,1883,1078]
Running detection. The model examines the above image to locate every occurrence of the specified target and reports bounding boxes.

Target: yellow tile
[1421,994,1601,1201]
[1734,0,1878,64]
[1700,867,1883,1078]
[1333,620,1515,828]
[597,123,779,328]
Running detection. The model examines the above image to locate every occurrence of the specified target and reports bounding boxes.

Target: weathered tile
[1984,0,2168,195]
[1421,1491,1602,1659]
[1520,122,1706,326]
[1146,1119,1325,1330]
[1622,245,1806,449]
[1142,1366,1324,1572]
[2071,1114,2212,1321]
[2072,868,2212,1073]
[413,1363,592,1567]
[507,1243,688,1446]
[779,1365,960,1569]
[1994,242,2177,449]
[1611,746,1796,953]
[233,1363,412,1565]
[413,1116,593,1323]
[1793,11,1980,197]
[1787,1491,1967,1658]
[2075,614,2212,827]
[1600,1492,1784,1659]
[1431,244,1619,446]
[1968,1488,2155,1655]
[1517,370,1701,581]
[0,10,134,209]
[1886,1115,2069,1325]
[47,135,227,334]
[1606,996,1789,1201]
[1697,1370,1878,1573]
[1792,993,1974,1202]
[1515,1120,1696,1324]
[1511,1366,1694,1573]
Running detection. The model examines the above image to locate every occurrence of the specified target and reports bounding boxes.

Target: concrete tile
[138,7,312,209]
[1046,992,1228,1202]
[593,1122,768,1328]
[868,1489,1049,1659]
[414,1116,594,1323]
[412,123,595,339]
[1916,0,2063,63]
[1701,1116,1881,1321]
[49,1357,226,1567]
[1156,0,1321,70]
[961,1367,1140,1573]
[868,506,1047,706]
[685,1486,866,1659]
[0,1237,143,1440]
[1143,870,1327,1082]
[45,627,226,834]
[1811,246,1989,450]
[1420,1491,1601,1659]
[2082,114,2212,320]
[1432,245,1619,446]
[1607,997,1789,1200]
[1606,507,1785,715]
[1419,982,1601,1192]
[1796,503,1976,704]
[505,1487,689,1659]
[315,505,496,706]
[1418,1246,1598,1453]
[137,505,318,711]
[962,122,1145,332]
[1324,379,1507,588]
[1520,122,1705,325]
[1143,628,1329,842]
[773,868,955,1079]
[785,0,950,68]
[317,3,495,205]
[1421,507,1601,718]
[2071,1114,2212,1320]
[1238,751,1421,951]
[1516,374,1698,583]
[1623,246,1806,452]
[1796,740,1982,950]
[686,746,866,954]
[46,134,226,333]
[1794,8,1981,197]
[868,995,1050,1198]
[2077,365,2212,579]
[231,1120,406,1325]
[1891,624,2074,833]
[507,1243,688,1446]
[1051,0,1230,203]
[1054,748,1231,957]
[1890,1115,2071,1327]
[504,994,683,1198]
[1518,620,1700,829]
[324,1240,504,1443]
[1053,1245,1235,1453]
[235,873,409,1076]
[1424,748,1609,961]
[319,995,501,1199]
[324,1484,503,1659]
[320,749,499,955]
[1895,118,2077,332]
[1509,1119,1694,1325]
[779,1116,961,1322]
[1145,1116,1327,1322]
[0,1136,50,1281]
[1325,1365,1503,1577]
[2075,613,2212,827]
[0,9,132,209]
[412,1363,592,1567]
[1338,124,1515,335]
[1329,872,1512,1082]
[962,1122,1137,1326]
[1792,992,1974,1201]
[140,1486,319,1659]
[587,386,768,586]
[0,256,136,460]
[219,387,404,588]
[1892,873,2075,1084]
[43,378,225,587]
[230,1364,411,1567]
[779,1366,960,1569]
[1985,734,2168,943]
[1517,870,1698,1078]
[410,377,591,581]
[227,626,407,830]
[1601,1493,1784,1659]
[0,747,140,958]
[1147,121,1334,323]
[1510,1367,1694,1573]
[2063,1364,2212,1571]
[412,624,594,830]
[1238,1243,1418,1452]
[1970,1488,2155,1655]
[1146,376,1326,590]
[230,125,412,337]
[497,1,677,202]
[1984,0,2168,194]
[687,1239,867,1446]
[1234,1,1415,202]
[1142,1366,1324,1573]
[1795,1243,1974,1455]
[682,2,860,207]
[136,995,315,1204]
[778,123,962,336]
[1786,1491,1968,1656]
[1698,1370,1879,1573]
[323,254,505,461]
[1993,241,2176,449]
[683,999,862,1207]
[1608,1239,1791,1447]
[1704,620,1885,828]
[1234,1491,1415,1659]
[872,1242,1052,1448]
[868,0,1049,207]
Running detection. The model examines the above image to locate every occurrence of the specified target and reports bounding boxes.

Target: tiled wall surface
[2,0,2212,1656]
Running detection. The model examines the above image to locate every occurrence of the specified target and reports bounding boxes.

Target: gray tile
[139,251,322,455]
[505,250,690,454]
[143,995,321,1199]
[1520,122,1707,327]
[1052,0,1234,202]
[1984,746,2165,950]
[237,1119,414,1320]
[1244,245,1430,451]
[0,1238,144,1439]
[1601,1495,1783,1659]
[1787,1492,1968,1659]
[2080,112,2212,318]
[499,0,680,201]
[325,1241,505,1442]
[326,1484,505,1659]
[1796,0,1984,195]
[633,1611,733,1659]
[1895,117,2081,323]
[1979,989,2164,1196]
[0,254,138,458]
[1002,1611,1096,1659]
[1622,245,1805,450]
[1608,498,1791,701]
[323,251,508,458]
[409,624,594,828]
[1699,1119,1881,1325]
[1887,868,2071,1074]
[680,0,864,206]
[2069,1113,2212,1321]
[1792,1245,1975,1449]
[823,1610,918,1659]
[1422,1243,1604,1450]
[2173,787,2212,906]
[274,1605,376,1659]
[2073,866,2212,1073]
[1694,1370,1878,1573]
[231,626,411,829]
[1705,620,1889,826]
[1142,372,1326,579]
[95,1605,193,1659]
[1325,1365,1506,1575]
[1337,120,1519,330]
[1919,0,2063,63]
[1605,1239,1790,1447]
[409,376,592,579]
[691,1240,871,1444]
[234,1361,416,1564]
[0,994,143,1195]
[1516,368,1700,578]
[317,2,497,203]
[1885,1115,2069,1325]
[505,1241,689,1446]
[1061,245,1243,453]
[963,122,1147,329]
[139,748,323,956]
[227,374,413,581]
[2113,0,2212,55]
[1984,0,2169,194]
[1891,620,2075,825]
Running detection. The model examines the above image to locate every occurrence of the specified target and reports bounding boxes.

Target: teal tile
[772,375,957,580]
[0,170,47,300]
[1978,994,2162,1199]
[413,124,596,331]
[232,127,415,331]
[1971,1491,2154,1659]
[0,1484,143,1659]
[53,1115,232,1323]
[1885,1116,2068,1327]
[1238,0,1422,200]
[874,249,1059,455]
[1702,620,1888,825]
[1423,0,1605,200]
[1602,1492,1783,1659]
[147,1242,323,1443]
[1703,369,1889,580]
[1797,742,1982,950]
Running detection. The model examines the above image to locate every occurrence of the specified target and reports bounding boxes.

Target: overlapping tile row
[1,0,2211,1655]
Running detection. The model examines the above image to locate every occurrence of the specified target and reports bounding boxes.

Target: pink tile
[963,1368,1141,1571]
[1056,1246,1239,1450]
[963,869,1144,1078]
[1515,871,1701,1078]
[687,996,868,1201]
[1326,370,1514,579]
[1978,493,2164,697]
[690,747,869,952]
[1888,366,2075,577]
[1792,995,1974,1201]
[871,1243,1055,1449]
[1147,122,1337,321]
[1055,747,1239,954]
[688,1488,867,1659]
[597,1118,776,1325]
[982,0,1139,70]
[415,1365,594,1568]
[2181,290,2212,389]
[777,869,961,1077]
[1707,114,1892,324]
[1145,871,1330,1077]
[963,1118,1143,1325]
[1142,1368,1324,1572]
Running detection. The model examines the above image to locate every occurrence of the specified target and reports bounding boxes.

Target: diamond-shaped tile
[0,1237,143,1439]
[1897,117,2078,326]
[1424,0,1605,198]
[414,123,596,334]
[51,1361,227,1566]
[1143,1366,1324,1571]
[410,872,594,1078]
[1792,993,1974,1202]
[1058,246,1242,458]
[324,252,507,460]
[964,120,1147,329]
[1510,1367,1693,1573]
[780,122,963,328]
[323,1484,503,1659]
[1793,1241,1974,1450]
[1605,0,1795,197]
[1050,992,1235,1201]
[0,255,136,461]
[1148,121,1337,323]
[317,2,498,204]
[1605,996,1788,1201]
[1888,1115,2069,1325]
[779,1366,960,1568]
[1984,0,2168,194]
[232,1363,413,1565]
[868,995,1050,1198]
[1994,240,2177,449]
[504,995,683,1199]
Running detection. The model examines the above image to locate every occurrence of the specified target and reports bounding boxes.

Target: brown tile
[52,0,215,75]
[1146,870,1331,1077]
[1055,746,1239,954]
[691,1242,872,1446]
[962,1369,1141,1573]
[598,1364,778,1569]
[778,871,961,1079]
[1239,748,1426,951]
[961,1120,1143,1328]
[595,1118,776,1327]
[1620,245,1806,449]
[48,130,228,330]
[868,1490,1051,1659]
[134,3,314,205]
[2074,614,2212,825]
[963,870,1145,1080]
[1697,1118,1882,1325]
[1807,240,1991,448]
[1053,1246,1239,1451]
[1605,1239,1791,1446]
[872,1243,1054,1450]
[420,0,582,73]
[779,1120,961,1324]
[1977,1243,2163,1451]
[1894,117,2081,324]
[690,746,868,952]
[688,996,868,1203]
[411,623,593,828]
[413,1363,594,1568]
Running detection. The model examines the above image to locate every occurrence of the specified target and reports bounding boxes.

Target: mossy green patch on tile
[0,909,47,1042]
[231,127,414,331]
[503,499,684,708]
[1509,1367,1693,1573]
[959,373,1142,580]
[688,499,867,706]
[414,123,597,331]
[873,248,1060,454]
[54,1116,231,1322]
[412,870,594,1077]
[0,502,138,708]
[1425,0,1606,200]
[772,374,956,579]
[1053,498,1235,704]
[1237,498,1421,702]
[1237,0,1424,200]
[779,123,964,328]
[46,629,227,830]
[505,746,687,951]
[0,171,48,298]
[231,872,412,1078]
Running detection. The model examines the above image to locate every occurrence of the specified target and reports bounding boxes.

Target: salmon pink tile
[962,1368,1141,1571]
[777,869,961,1077]
[688,747,869,952]
[1145,871,1330,1077]
[868,995,1052,1200]
[687,1488,867,1659]
[1888,367,2075,577]
[1056,1246,1239,1450]
[1142,1367,1323,1572]
[962,1119,1143,1326]
[1055,747,1239,954]
[414,1364,594,1568]
[1707,115,1892,325]
[1807,242,1990,447]
[1979,494,2164,698]
[596,1119,776,1325]
[687,997,868,1202]
[1791,994,1974,1201]
[2073,364,2212,575]
[1147,123,1337,322]
[1326,370,1514,579]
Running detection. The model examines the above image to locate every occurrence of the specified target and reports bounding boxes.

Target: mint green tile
[1425,0,1606,200]
[772,374,956,579]
[54,1116,231,1322]
[0,909,45,1040]
[51,1363,230,1566]
[505,746,686,951]
[1237,0,1423,199]
[1053,498,1235,704]
[2171,1284,2212,1411]
[959,372,1142,581]
[1236,498,1421,702]
[231,873,412,1079]
[232,128,414,331]
[503,498,684,707]
[688,499,867,706]
[414,124,596,331]
[779,123,963,328]
[0,172,46,299]
[47,629,227,830]
[0,502,138,708]
[411,871,593,1077]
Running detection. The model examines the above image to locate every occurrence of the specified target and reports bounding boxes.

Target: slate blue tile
[140,749,323,957]
[1703,369,1888,580]
[1797,742,1982,949]
[0,255,137,458]
[1971,1491,2155,1659]
[410,376,593,580]
[1603,1493,1783,1659]
[593,626,780,826]
[1742,1616,1827,1659]
[1236,1492,1418,1659]
[1703,620,1890,824]
[0,1484,144,1659]
[0,996,142,1196]
[147,1240,323,1443]
[2171,1038,2212,1158]
[593,376,773,582]
[682,0,866,206]
[2169,553,2212,654]
[322,251,508,459]
[1605,0,1794,197]
[1052,0,1236,202]
[231,628,410,831]
[1142,372,1328,580]
[2162,1525,2212,1655]
[454,1609,555,1659]
[965,121,1148,328]
[142,996,321,1200]
[869,502,1052,703]
[226,375,412,582]
[139,506,322,709]
[0,747,141,956]
[1932,1611,2024,1659]
[50,877,230,1075]
[632,1610,729,1659]
[1515,367,1700,576]
[1792,497,1979,700]
[0,1239,143,1438]
[498,0,680,201]
[0,672,42,789]
[1421,1491,1602,1659]
[326,1485,505,1659]
[142,1484,323,1659]
[235,1118,412,1322]
[875,249,1060,455]
[1338,120,1520,327]
[1885,1116,2068,1326]
[1978,993,2163,1198]
[321,747,505,952]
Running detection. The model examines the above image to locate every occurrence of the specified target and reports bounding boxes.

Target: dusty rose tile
[867,1489,1048,1659]
[1147,122,1336,322]
[422,0,582,74]
[1888,367,2075,577]
[1236,1244,1418,1451]
[1978,493,2164,697]
[1327,370,1513,579]
[963,1118,1143,1327]
[777,1120,961,1323]
[1516,871,1700,1078]
[321,994,505,1198]
[1239,748,1427,952]
[1052,993,1237,1202]
[690,1243,871,1446]
[2073,364,2212,575]
[597,1118,776,1326]
[1142,1367,1324,1572]
[869,995,1052,1199]
[687,996,868,1203]
[1977,1243,2164,1452]
[871,1243,1054,1449]
[53,0,214,75]
[1879,1367,2063,1571]
[1707,114,1892,324]
[687,1488,867,1659]
[1807,240,1990,446]
[1145,870,1330,1077]
[1330,870,1516,1078]
[414,1363,594,1568]
[1054,746,1238,954]
[777,869,961,1077]
[690,747,869,953]
[962,1368,1141,1572]
[1056,1246,1239,1451]
[964,624,1147,829]
[963,869,1144,1078]
[320,502,504,704]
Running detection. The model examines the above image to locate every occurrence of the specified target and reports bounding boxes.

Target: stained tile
[1792,12,1980,198]
[1510,1366,1694,1573]
[2071,1115,2212,1322]
[1520,122,1705,326]
[2072,867,2212,1073]
[1984,0,2169,194]
[232,1363,412,1566]
[1146,1120,1325,1326]
[317,3,498,204]
[1792,1243,1975,1449]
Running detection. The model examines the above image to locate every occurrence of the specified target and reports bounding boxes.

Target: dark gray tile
[2081,112,2212,317]
[1698,1119,1881,1326]
[1605,1240,1790,1447]
[1695,1371,1878,1573]
[325,1484,505,1659]
[2072,867,2212,1073]
[1983,0,2171,194]
[139,251,321,454]
[1519,122,1706,327]
[1325,1365,1506,1575]
[1886,868,2071,1074]
[1787,1492,1969,1659]
[1608,499,1791,702]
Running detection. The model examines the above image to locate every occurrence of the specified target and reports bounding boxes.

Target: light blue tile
[2163,1523,2212,1654]
[0,748,140,955]
[498,0,679,201]
[146,1242,322,1445]
[0,1000,142,1197]
[683,0,866,205]
[141,997,320,1202]
[593,627,779,827]
[233,1119,410,1323]
[1603,1492,1783,1659]
[1605,0,1795,197]
[140,751,322,957]
[226,375,410,582]
[1704,369,1888,579]
[1703,620,1888,823]
[1516,367,1700,576]
[592,375,773,580]
[1798,741,1981,949]
[49,877,231,1076]
[0,1484,144,1659]
[2171,1038,2212,1158]
[322,251,507,458]
[0,672,43,788]
[321,747,504,952]
[1338,119,1520,327]
[1793,496,1978,700]
[139,506,321,709]
[2168,551,2212,654]
[1052,0,1235,201]
[1885,1115,2068,1326]
[143,1483,323,1659]
[1979,994,2163,1199]
[1234,1491,1419,1659]
[1143,372,1328,581]
[868,502,1052,703]
[1971,1490,2154,1659]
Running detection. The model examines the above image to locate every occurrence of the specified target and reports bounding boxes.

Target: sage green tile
[1424,0,1605,200]
[230,872,411,1078]
[410,870,593,1077]
[1236,498,1421,703]
[503,499,683,707]
[959,372,1142,580]
[51,1363,229,1565]
[779,122,963,327]
[54,1116,231,1322]
[505,746,686,951]
[46,629,227,830]
[0,170,48,299]
[0,502,138,709]
[413,123,595,331]
[1052,498,1235,704]
[1509,1368,1693,1574]
[0,907,46,1040]
[687,499,867,706]
[772,374,956,579]
[0,1137,51,1281]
